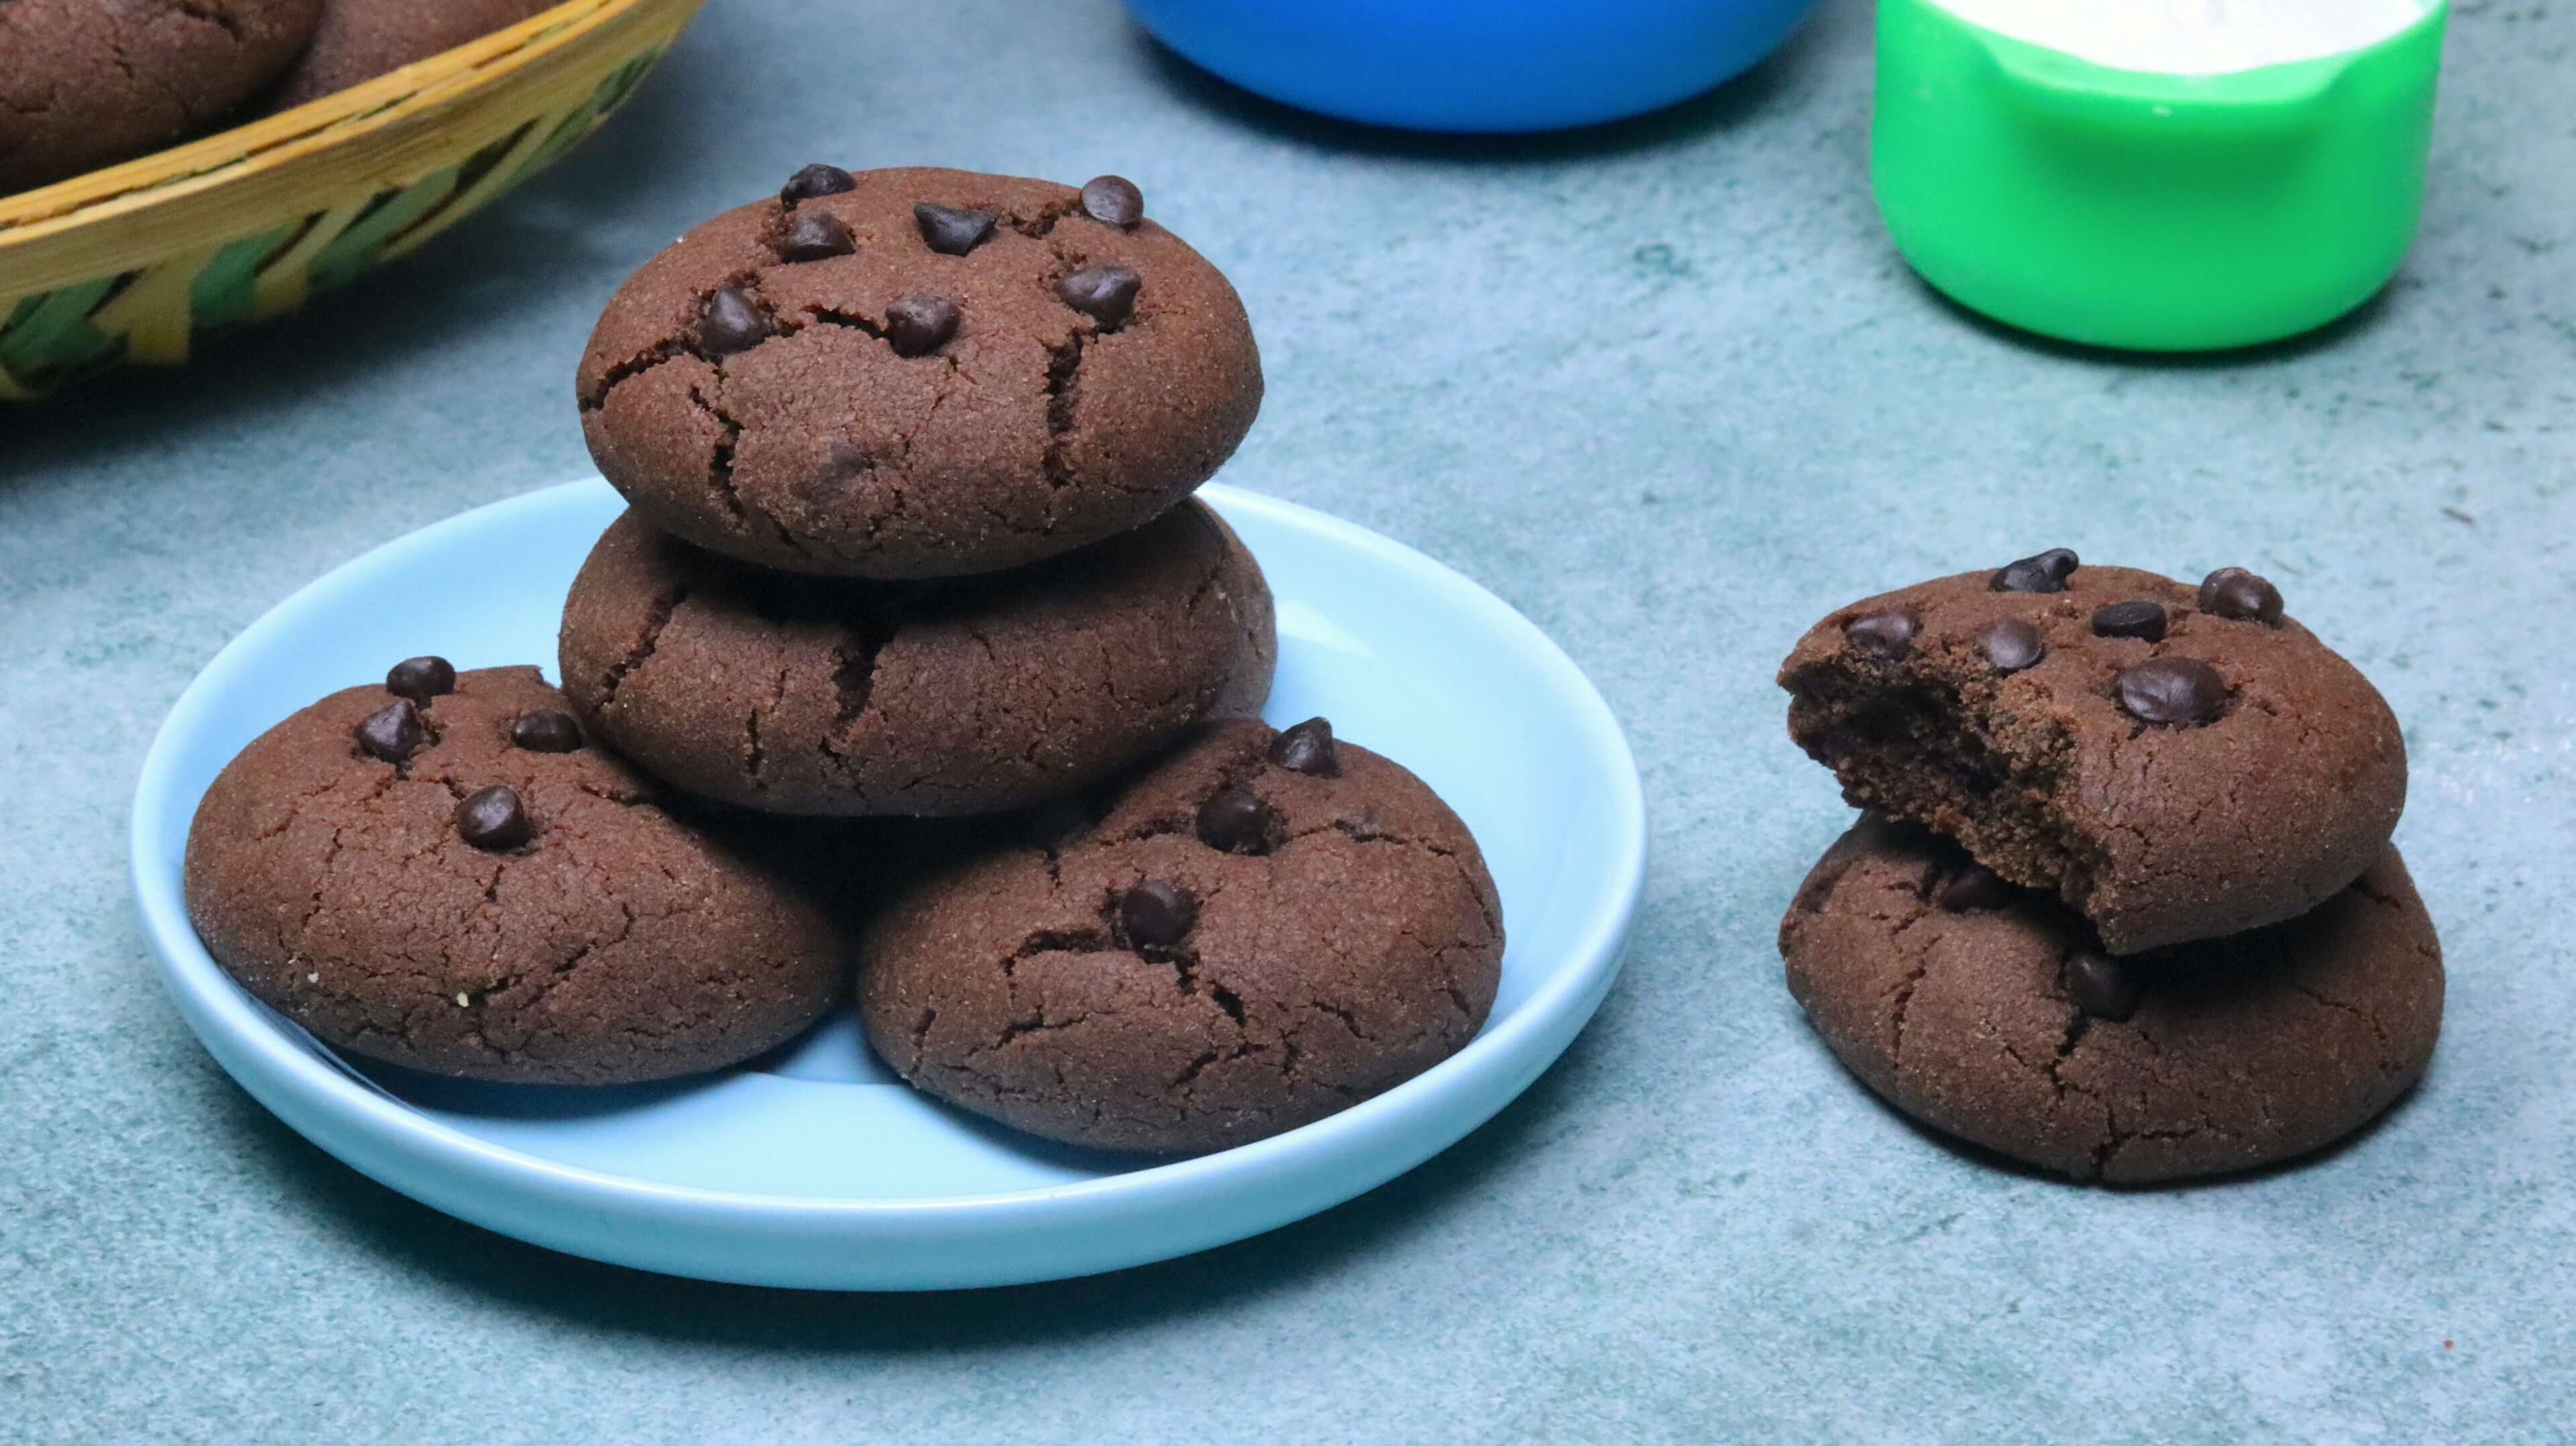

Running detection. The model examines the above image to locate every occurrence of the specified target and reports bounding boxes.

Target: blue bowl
[1128,0,1819,132]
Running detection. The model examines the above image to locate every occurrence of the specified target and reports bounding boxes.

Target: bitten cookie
[857,718,1505,1155]
[558,499,1275,816]
[0,0,324,192]
[1779,816,2442,1184]
[576,164,1263,579]
[1778,555,2405,954]
[267,0,554,112]
[184,664,851,1085]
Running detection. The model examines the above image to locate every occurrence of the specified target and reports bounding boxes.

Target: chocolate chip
[455,785,532,851]
[384,655,455,700]
[774,210,854,263]
[883,294,960,357]
[1195,789,1276,854]
[914,203,996,256]
[2116,657,2226,725]
[2091,600,2169,643]
[697,284,772,357]
[1080,174,1144,229]
[1267,718,1339,777]
[1934,863,2015,913]
[510,710,584,753]
[1120,879,1197,949]
[2064,950,2140,1022]
[1978,617,2046,673]
[1844,610,1917,657]
[356,699,427,763]
[2199,567,2284,627]
[780,163,856,205]
[1992,548,2080,594]
[1056,266,1142,331]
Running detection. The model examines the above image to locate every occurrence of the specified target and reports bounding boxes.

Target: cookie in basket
[1,0,324,192]
[267,0,556,111]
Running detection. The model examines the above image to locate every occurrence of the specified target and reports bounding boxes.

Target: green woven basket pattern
[0,50,662,398]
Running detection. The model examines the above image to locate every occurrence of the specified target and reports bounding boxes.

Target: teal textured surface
[6,0,2575,1437]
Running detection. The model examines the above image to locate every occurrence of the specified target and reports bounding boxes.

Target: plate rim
[129,478,1646,1221]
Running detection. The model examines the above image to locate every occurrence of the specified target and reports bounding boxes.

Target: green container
[1871,0,2448,351]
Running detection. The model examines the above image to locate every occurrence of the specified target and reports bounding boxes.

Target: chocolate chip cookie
[184,665,852,1085]
[1779,816,2443,1184]
[267,0,553,112]
[557,498,1275,817]
[857,718,1505,1155]
[1778,555,2405,954]
[576,164,1264,579]
[0,0,325,192]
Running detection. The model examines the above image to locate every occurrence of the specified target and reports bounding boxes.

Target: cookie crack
[582,341,688,410]
[171,2,248,44]
[1996,1019,2118,1180]
[294,825,352,937]
[1311,999,1374,1044]
[980,1008,1095,1054]
[2347,873,2412,914]
[1169,1040,1249,1091]
[1885,959,1932,1067]
[574,777,657,809]
[1042,334,1086,490]
[743,675,772,791]
[904,1007,938,1072]
[798,306,892,346]
[598,583,692,706]
[2285,979,2396,1061]
[680,376,757,535]
[818,608,905,773]
[1004,198,1083,239]
[998,927,1116,979]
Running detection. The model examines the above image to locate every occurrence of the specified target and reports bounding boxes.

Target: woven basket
[0,0,706,400]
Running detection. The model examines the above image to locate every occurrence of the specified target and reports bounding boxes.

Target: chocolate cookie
[1778,556,2405,954]
[1780,816,2442,1184]
[557,498,1275,816]
[184,665,851,1085]
[0,0,324,193]
[576,164,1263,579]
[857,718,1505,1154]
[267,0,553,112]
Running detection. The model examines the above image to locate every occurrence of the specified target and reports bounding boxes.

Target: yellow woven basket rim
[0,0,701,292]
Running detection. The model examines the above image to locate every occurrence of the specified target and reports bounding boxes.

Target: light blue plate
[129,479,1645,1290]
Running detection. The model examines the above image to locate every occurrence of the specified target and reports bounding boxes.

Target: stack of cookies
[1773,552,2443,1184]
[561,164,1277,824]
[182,166,1505,1160]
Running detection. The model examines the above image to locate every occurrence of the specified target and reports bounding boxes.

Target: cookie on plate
[576,164,1263,579]
[1779,815,2443,1184]
[184,664,852,1085]
[0,0,325,192]
[267,0,554,112]
[1778,555,2405,954]
[857,718,1504,1155]
[557,498,1275,816]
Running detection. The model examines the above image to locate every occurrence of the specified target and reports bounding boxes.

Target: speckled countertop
[5,0,2572,1439]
